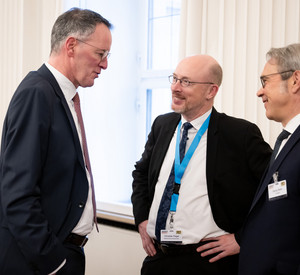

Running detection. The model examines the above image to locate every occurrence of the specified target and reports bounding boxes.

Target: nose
[257,87,263,97]
[99,58,108,69]
[172,79,182,90]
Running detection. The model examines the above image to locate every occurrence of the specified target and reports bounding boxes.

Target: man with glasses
[132,54,272,275]
[0,8,112,275]
[239,44,300,275]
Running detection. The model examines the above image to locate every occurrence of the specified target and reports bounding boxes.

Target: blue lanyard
[170,114,211,212]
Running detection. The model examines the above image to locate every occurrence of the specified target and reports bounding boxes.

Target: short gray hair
[210,63,223,86]
[267,43,300,80]
[51,8,112,54]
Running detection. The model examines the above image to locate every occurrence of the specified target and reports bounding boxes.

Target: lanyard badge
[161,115,211,243]
[268,172,288,201]
[170,114,211,212]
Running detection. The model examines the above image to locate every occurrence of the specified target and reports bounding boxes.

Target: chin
[266,113,276,121]
[84,81,95,88]
[172,104,185,114]
[172,108,183,114]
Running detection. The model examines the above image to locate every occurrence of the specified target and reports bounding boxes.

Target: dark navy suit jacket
[239,124,300,275]
[0,65,89,274]
[131,109,272,241]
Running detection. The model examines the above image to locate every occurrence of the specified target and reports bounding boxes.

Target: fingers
[207,251,227,263]
[196,239,221,257]
[143,237,157,257]
[196,234,240,262]
[138,220,157,257]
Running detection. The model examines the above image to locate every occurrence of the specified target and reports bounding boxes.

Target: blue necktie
[155,122,193,241]
[269,129,290,168]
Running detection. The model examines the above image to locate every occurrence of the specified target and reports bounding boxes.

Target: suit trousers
[141,249,238,275]
[56,243,85,275]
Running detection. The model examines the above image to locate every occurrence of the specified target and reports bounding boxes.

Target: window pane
[145,88,172,134]
[148,0,181,70]
[62,0,181,218]
[68,0,143,210]
[151,88,172,122]
[152,0,181,18]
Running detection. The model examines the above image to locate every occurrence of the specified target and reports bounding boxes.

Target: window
[63,0,181,222]
[145,0,181,134]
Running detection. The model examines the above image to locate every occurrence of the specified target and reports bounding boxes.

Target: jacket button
[78,202,85,208]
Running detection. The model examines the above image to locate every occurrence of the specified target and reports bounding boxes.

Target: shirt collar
[284,113,300,135]
[45,62,77,102]
[181,109,212,130]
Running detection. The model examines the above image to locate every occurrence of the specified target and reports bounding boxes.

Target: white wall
[85,224,146,275]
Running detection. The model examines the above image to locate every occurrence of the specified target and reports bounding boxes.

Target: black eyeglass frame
[260,70,295,88]
[168,75,214,87]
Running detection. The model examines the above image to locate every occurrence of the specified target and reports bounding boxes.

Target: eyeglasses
[260,70,294,88]
[76,38,111,61]
[169,75,214,87]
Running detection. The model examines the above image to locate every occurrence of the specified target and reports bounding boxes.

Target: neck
[48,55,77,88]
[182,107,213,122]
[281,111,300,127]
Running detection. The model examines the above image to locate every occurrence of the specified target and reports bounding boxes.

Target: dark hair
[51,7,112,54]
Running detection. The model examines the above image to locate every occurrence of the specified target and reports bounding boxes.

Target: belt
[154,240,204,255]
[64,233,88,248]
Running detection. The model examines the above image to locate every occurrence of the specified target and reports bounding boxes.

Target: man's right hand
[138,220,157,256]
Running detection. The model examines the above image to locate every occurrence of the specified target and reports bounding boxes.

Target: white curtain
[179,0,300,145]
[0,0,62,141]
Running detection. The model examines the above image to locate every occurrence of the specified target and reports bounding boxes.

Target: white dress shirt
[147,109,227,244]
[45,63,94,235]
[278,113,300,156]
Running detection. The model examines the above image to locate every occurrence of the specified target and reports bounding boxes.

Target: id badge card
[268,180,287,201]
[160,229,182,244]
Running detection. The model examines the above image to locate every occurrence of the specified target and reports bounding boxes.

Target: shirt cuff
[48,259,66,275]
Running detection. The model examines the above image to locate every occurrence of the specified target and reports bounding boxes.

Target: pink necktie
[73,93,98,231]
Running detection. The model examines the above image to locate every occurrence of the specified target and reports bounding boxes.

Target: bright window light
[63,0,181,219]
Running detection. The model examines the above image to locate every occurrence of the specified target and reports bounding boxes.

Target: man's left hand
[196,233,240,263]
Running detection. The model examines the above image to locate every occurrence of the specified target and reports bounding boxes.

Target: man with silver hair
[0,8,112,275]
[239,43,300,275]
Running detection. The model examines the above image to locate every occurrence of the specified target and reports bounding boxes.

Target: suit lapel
[250,124,300,211]
[37,64,86,170]
[157,117,180,160]
[206,108,219,188]
[150,114,180,186]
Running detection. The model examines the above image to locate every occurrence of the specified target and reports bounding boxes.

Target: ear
[291,70,300,94]
[207,85,219,100]
[65,37,77,57]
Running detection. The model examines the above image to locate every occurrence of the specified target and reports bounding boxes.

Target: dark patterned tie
[269,129,290,168]
[155,122,193,241]
[73,93,98,231]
